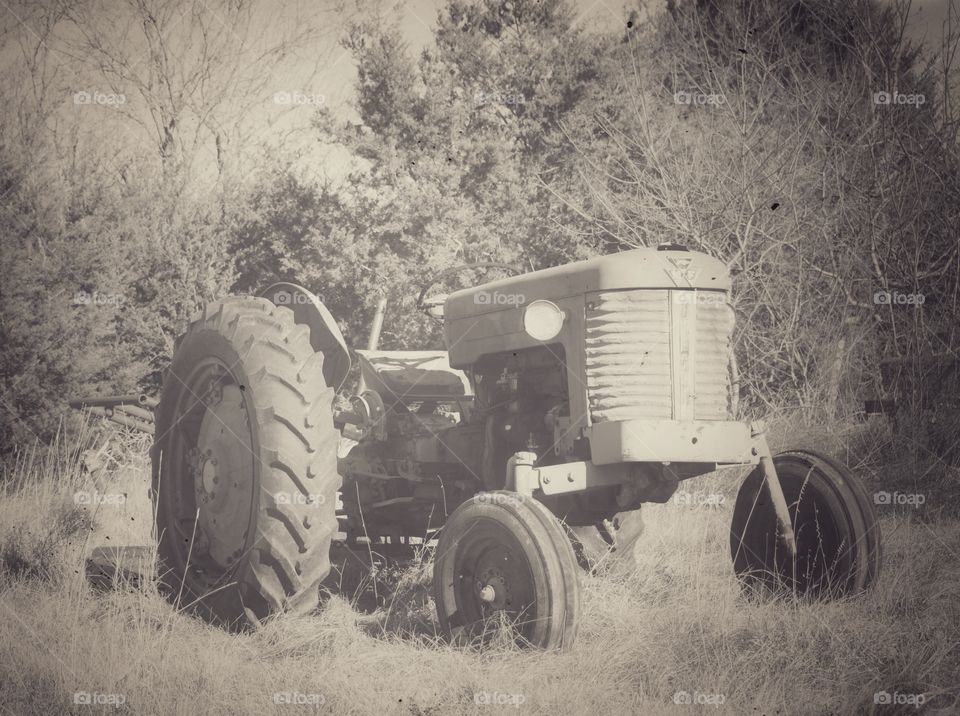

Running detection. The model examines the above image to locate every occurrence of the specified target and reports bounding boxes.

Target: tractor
[150,245,881,649]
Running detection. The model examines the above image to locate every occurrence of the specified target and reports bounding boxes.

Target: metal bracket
[750,421,798,558]
[505,451,539,496]
[506,452,629,498]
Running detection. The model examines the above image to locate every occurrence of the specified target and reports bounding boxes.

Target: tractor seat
[355,350,473,402]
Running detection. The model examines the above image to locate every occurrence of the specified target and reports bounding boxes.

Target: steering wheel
[416,262,523,320]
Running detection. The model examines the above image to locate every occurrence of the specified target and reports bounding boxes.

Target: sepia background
[1,0,958,713]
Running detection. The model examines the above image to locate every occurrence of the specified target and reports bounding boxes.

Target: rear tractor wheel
[152,297,341,628]
[432,492,581,650]
[730,449,881,599]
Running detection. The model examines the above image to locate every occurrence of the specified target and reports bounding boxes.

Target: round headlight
[523,300,566,341]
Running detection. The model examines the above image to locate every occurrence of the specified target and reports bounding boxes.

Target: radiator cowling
[584,289,734,423]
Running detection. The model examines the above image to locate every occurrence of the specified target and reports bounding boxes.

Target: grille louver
[585,290,732,423]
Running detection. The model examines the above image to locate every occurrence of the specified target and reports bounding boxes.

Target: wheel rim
[168,360,256,585]
[452,519,538,640]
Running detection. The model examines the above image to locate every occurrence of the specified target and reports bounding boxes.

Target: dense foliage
[2,0,957,459]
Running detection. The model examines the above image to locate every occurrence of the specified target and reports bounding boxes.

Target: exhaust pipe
[366,298,388,351]
[357,297,388,394]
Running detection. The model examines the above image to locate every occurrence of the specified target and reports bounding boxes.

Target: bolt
[567,473,574,483]
[542,475,550,484]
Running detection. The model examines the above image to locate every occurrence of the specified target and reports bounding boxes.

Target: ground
[0,422,958,716]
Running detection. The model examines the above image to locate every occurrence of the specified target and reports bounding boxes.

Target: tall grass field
[0,417,957,715]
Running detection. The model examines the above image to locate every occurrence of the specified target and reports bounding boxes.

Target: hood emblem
[665,256,700,285]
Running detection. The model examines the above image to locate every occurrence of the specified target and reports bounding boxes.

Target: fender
[260,282,351,391]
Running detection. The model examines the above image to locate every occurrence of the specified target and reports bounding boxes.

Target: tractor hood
[444,247,730,322]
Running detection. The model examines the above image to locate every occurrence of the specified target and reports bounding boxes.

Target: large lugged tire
[730,449,881,598]
[433,492,581,651]
[151,296,340,628]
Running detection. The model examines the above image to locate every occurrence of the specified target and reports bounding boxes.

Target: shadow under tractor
[148,246,881,649]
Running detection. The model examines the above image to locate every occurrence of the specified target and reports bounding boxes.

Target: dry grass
[1,427,959,715]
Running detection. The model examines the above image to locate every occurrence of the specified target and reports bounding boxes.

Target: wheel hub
[477,570,510,610]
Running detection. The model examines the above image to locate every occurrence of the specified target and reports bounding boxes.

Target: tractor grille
[694,297,735,420]
[584,289,733,423]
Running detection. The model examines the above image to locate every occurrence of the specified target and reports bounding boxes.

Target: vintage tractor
[150,246,881,648]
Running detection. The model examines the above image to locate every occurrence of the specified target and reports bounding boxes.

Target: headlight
[523,300,566,341]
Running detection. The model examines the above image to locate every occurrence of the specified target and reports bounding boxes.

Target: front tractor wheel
[152,297,340,628]
[433,492,581,651]
[730,450,881,599]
